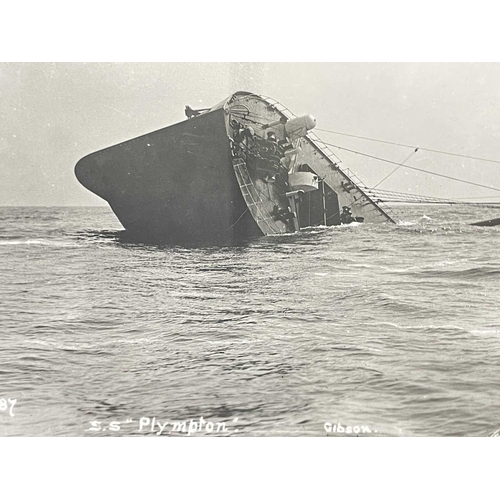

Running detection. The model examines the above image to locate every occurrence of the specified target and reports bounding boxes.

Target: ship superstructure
[75,91,394,244]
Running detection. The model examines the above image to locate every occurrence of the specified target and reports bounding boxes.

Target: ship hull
[75,92,394,245]
[75,108,261,245]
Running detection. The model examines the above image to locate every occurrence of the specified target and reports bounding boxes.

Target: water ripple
[1,205,500,436]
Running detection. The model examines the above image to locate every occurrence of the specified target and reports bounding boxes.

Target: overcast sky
[1,62,500,206]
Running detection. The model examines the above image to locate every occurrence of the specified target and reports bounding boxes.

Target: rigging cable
[320,141,500,194]
[371,148,419,189]
[365,188,500,208]
[316,128,500,165]
[226,208,249,231]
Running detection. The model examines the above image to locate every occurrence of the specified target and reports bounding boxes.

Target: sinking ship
[75,91,395,244]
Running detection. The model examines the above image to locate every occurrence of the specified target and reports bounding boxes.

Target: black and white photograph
[2,61,499,440]
[1,4,498,496]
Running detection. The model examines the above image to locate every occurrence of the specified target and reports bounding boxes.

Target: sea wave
[2,204,500,437]
[0,238,78,247]
[416,266,500,279]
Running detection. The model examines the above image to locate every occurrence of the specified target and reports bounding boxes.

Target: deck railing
[255,94,395,219]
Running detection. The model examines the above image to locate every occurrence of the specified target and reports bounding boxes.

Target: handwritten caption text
[0,398,16,417]
[87,416,239,436]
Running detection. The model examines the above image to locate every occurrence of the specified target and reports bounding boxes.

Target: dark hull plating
[76,92,395,244]
[75,109,261,245]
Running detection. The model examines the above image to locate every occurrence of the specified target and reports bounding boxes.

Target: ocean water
[1,205,499,437]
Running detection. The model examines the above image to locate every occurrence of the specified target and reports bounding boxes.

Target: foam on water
[0,238,78,247]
